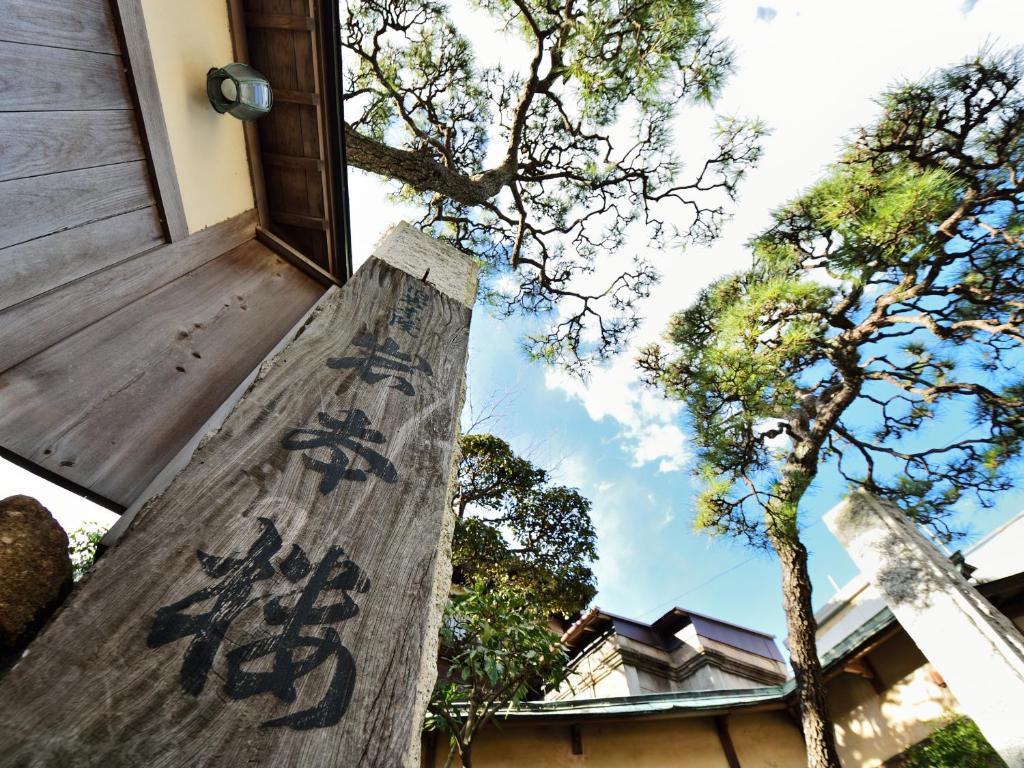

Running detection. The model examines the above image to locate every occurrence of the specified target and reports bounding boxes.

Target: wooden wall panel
[0,161,155,250]
[0,0,120,54]
[0,41,132,111]
[0,111,145,182]
[0,239,323,506]
[0,210,256,374]
[0,0,167,325]
[0,207,162,313]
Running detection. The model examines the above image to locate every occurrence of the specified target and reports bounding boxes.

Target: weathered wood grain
[113,0,189,241]
[0,206,163,313]
[255,226,339,288]
[0,210,256,374]
[271,211,327,230]
[375,221,480,307]
[0,228,475,767]
[263,153,324,172]
[271,88,319,105]
[0,161,154,250]
[244,12,315,31]
[0,0,120,54]
[0,41,131,111]
[0,111,145,183]
[0,239,324,507]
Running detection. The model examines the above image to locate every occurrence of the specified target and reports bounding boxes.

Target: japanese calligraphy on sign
[327,333,432,396]
[148,518,370,730]
[389,285,430,335]
[281,409,398,494]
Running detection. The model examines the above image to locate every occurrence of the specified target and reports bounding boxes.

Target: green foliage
[344,0,764,369]
[640,49,1024,545]
[454,434,597,616]
[68,524,104,581]
[900,718,1006,768]
[428,583,569,766]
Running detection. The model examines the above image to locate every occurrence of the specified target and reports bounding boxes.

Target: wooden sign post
[0,223,477,768]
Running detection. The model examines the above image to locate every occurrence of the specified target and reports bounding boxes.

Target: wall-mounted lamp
[207,63,272,120]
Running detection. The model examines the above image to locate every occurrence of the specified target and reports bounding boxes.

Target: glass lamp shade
[206,63,273,121]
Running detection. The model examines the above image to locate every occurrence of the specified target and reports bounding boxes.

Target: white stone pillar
[825,490,1024,767]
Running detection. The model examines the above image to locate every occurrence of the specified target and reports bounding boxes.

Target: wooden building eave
[227,0,353,284]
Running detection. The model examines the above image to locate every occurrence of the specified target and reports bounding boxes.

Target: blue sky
[407,0,1024,646]
[2,0,1023,653]
[463,305,1024,646]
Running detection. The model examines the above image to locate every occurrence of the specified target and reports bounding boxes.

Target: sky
[3,0,1023,650]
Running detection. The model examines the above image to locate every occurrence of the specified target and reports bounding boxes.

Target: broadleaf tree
[427,583,569,768]
[453,433,597,617]
[639,50,1024,768]
[342,0,764,369]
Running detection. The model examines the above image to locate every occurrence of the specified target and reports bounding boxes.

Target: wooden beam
[263,153,324,172]
[570,724,583,755]
[273,88,319,106]
[0,224,477,766]
[256,226,339,289]
[843,656,886,695]
[0,239,323,506]
[272,211,328,230]
[244,12,315,31]
[0,209,256,374]
[715,715,742,768]
[112,0,189,242]
[308,1,335,277]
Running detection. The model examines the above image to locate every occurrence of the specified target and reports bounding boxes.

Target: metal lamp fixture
[207,63,273,120]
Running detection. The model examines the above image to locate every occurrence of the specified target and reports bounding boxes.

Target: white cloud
[546,355,690,473]
[635,424,690,472]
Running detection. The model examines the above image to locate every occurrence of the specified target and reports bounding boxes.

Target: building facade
[424,512,1024,767]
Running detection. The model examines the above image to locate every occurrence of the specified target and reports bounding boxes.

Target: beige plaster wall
[730,711,811,767]
[426,713,804,768]
[830,633,961,768]
[140,0,254,232]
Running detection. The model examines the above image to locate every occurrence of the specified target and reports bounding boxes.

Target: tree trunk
[772,533,842,768]
[344,124,512,208]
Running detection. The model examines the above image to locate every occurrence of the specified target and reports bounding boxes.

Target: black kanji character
[148,518,370,730]
[327,333,432,396]
[281,409,397,494]
[389,286,429,335]
[148,518,282,696]
[225,542,370,729]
